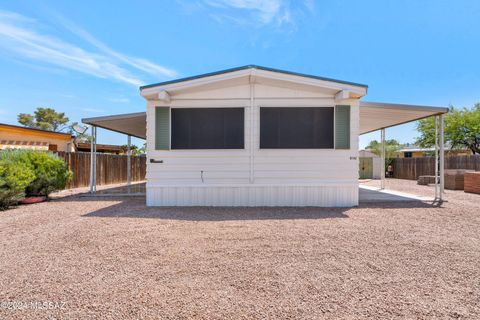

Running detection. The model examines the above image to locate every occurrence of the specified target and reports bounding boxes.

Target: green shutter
[335,105,350,149]
[155,107,170,150]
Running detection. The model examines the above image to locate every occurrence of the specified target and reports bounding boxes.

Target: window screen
[260,107,334,149]
[171,108,244,149]
[155,107,170,150]
[335,105,350,149]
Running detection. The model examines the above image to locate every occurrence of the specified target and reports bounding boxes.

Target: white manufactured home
[83,65,449,206]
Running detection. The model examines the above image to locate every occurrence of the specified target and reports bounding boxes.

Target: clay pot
[20,196,47,204]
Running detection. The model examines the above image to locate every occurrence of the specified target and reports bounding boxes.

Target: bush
[0,150,73,209]
[20,151,73,197]
[0,150,36,210]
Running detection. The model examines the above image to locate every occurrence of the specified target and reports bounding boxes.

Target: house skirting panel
[146,184,358,207]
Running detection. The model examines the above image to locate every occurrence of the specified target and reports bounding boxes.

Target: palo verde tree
[416,103,480,154]
[365,139,401,168]
[366,139,401,158]
[18,107,70,132]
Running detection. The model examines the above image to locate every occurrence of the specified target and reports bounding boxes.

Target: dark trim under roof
[140,65,369,90]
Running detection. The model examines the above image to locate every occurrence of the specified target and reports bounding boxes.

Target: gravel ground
[1,179,479,319]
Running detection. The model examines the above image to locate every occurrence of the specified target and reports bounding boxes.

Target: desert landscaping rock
[1,179,479,319]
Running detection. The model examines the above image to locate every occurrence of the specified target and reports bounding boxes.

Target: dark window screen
[171,108,244,149]
[260,107,334,148]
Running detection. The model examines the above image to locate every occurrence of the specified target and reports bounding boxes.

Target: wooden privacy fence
[56,151,146,188]
[392,155,480,180]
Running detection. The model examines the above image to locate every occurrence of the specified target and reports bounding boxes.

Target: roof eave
[139,65,368,95]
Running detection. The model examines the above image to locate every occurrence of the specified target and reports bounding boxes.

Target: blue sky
[0,0,479,148]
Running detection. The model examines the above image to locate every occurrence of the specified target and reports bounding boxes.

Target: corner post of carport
[89,126,97,194]
[434,116,438,200]
[380,128,385,190]
[127,134,132,186]
[439,114,445,199]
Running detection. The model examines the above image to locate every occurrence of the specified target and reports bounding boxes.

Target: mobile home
[84,65,448,206]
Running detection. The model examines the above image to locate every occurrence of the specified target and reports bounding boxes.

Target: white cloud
[109,97,130,103]
[77,107,105,113]
[56,15,177,78]
[199,0,313,27]
[0,10,177,86]
[303,0,315,14]
[205,0,282,24]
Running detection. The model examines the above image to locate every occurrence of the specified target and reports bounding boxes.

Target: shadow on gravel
[79,196,438,221]
[81,198,351,221]
[46,186,443,221]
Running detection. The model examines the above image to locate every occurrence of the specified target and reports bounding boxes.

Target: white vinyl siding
[146,81,359,206]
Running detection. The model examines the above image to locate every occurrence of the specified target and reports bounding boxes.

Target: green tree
[138,142,146,154]
[366,139,401,158]
[366,139,401,168]
[120,144,146,155]
[416,104,480,154]
[18,107,69,132]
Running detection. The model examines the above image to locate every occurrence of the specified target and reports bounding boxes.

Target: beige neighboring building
[397,146,471,158]
[0,123,74,152]
[359,150,382,179]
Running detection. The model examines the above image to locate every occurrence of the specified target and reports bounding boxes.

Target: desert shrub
[0,150,36,210]
[0,150,72,209]
[20,151,73,196]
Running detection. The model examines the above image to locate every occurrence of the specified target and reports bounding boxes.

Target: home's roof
[398,143,465,152]
[140,65,369,91]
[84,67,449,139]
[399,146,434,152]
[0,122,73,139]
[76,142,127,153]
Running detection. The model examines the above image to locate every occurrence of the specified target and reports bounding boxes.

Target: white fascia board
[141,68,368,99]
[140,69,251,98]
[254,69,367,96]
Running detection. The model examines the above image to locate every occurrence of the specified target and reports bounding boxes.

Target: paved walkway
[359,185,433,202]
[80,182,433,203]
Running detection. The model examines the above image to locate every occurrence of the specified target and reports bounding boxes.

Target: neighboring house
[359,150,382,179]
[0,123,74,152]
[84,65,448,207]
[76,142,128,154]
[397,146,433,158]
[397,146,471,158]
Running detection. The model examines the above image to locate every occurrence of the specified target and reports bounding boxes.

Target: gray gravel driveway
[1,179,479,319]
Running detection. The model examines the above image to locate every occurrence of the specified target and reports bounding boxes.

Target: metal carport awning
[82,112,146,139]
[82,112,146,194]
[359,101,449,201]
[359,101,449,134]
[81,102,449,199]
